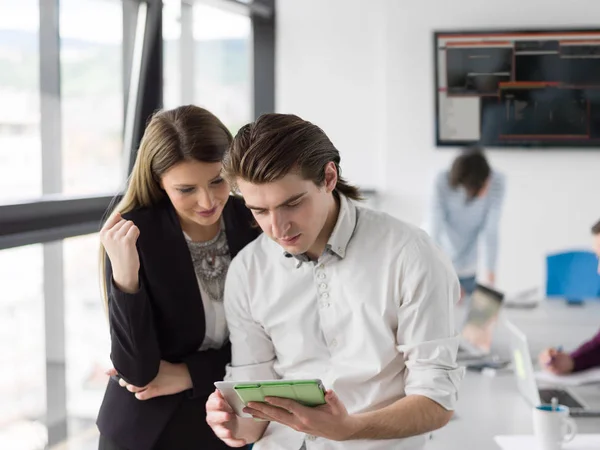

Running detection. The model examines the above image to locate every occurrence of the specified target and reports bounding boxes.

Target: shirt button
[306,434,317,441]
[318,273,326,280]
[330,339,338,348]
[317,264,324,269]
[319,283,327,289]
[321,293,329,299]
[320,302,330,309]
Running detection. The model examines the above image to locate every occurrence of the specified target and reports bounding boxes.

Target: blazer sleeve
[182,343,231,399]
[105,253,161,387]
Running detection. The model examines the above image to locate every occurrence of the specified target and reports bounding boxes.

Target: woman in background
[97,105,258,450]
[426,147,505,299]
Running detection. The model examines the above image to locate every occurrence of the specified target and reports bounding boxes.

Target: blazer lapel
[142,199,206,342]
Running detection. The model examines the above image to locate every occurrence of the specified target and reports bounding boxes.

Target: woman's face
[160,160,230,229]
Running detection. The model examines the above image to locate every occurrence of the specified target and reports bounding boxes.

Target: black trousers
[98,434,126,450]
[99,431,231,450]
[98,396,235,450]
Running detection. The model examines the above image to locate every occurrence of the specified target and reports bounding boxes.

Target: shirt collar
[282,194,357,264]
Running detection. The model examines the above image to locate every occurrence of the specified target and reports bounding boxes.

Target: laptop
[457,283,504,361]
[505,319,600,417]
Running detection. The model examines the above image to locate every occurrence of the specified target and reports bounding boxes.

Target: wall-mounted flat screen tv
[434,29,600,148]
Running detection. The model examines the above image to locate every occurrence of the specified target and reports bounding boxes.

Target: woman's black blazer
[96,195,259,450]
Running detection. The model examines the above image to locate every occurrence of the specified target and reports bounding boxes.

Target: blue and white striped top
[425,170,506,277]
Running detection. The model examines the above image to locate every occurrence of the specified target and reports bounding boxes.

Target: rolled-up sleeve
[396,232,464,410]
[482,172,506,273]
[223,256,278,382]
[427,171,448,247]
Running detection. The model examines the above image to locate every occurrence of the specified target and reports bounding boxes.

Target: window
[63,233,110,441]
[0,1,273,449]
[60,0,125,196]
[0,244,46,448]
[163,0,182,110]
[0,234,110,449]
[163,2,253,131]
[193,3,252,134]
[0,0,41,205]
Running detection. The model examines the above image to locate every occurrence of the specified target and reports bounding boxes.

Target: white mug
[532,404,577,450]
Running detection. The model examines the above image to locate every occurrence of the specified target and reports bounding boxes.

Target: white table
[428,300,600,449]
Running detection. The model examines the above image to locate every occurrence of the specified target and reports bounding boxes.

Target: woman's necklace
[185,221,231,302]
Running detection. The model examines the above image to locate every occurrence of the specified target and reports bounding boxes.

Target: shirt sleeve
[571,328,600,372]
[223,255,279,381]
[427,172,448,246]
[395,232,464,410]
[482,173,506,273]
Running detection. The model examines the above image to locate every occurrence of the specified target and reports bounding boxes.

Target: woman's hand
[100,212,140,294]
[108,361,193,400]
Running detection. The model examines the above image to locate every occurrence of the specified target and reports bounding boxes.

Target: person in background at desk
[425,147,505,300]
[96,105,259,450]
[539,219,600,375]
[205,113,463,450]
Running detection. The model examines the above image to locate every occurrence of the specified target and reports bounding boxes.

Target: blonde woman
[96,105,258,450]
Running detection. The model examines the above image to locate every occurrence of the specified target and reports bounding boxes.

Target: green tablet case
[233,380,326,407]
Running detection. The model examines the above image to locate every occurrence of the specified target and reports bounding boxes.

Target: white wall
[277,0,600,292]
[276,0,388,189]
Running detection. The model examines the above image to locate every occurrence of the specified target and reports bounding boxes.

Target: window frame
[0,0,275,445]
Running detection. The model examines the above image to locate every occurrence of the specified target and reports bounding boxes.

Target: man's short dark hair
[592,219,600,235]
[449,146,491,199]
[224,113,362,200]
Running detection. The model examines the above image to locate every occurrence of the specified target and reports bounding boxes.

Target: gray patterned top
[184,222,231,303]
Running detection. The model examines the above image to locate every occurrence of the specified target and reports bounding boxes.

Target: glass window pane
[60,0,125,196]
[163,0,181,110]
[63,233,110,446]
[0,0,41,205]
[0,244,46,448]
[193,4,252,134]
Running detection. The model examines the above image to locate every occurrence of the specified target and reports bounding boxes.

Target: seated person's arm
[540,328,600,375]
[571,328,600,372]
[206,258,275,445]
[349,235,463,439]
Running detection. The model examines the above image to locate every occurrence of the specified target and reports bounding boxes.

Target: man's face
[593,233,600,274]
[238,167,336,258]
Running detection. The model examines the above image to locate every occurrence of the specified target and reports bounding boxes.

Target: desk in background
[429,300,600,450]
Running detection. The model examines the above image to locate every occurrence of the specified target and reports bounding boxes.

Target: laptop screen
[505,320,541,406]
[461,284,504,354]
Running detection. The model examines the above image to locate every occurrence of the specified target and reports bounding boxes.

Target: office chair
[546,250,600,301]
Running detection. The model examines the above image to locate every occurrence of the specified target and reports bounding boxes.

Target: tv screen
[434,29,600,148]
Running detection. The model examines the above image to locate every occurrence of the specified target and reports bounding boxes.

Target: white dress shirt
[224,195,464,450]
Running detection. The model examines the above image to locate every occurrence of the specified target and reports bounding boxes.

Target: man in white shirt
[206,113,464,449]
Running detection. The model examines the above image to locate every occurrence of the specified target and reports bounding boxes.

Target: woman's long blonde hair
[100,105,233,313]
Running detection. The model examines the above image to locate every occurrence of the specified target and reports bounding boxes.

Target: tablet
[215,379,326,417]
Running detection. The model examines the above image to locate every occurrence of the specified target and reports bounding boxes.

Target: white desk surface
[428,300,600,450]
